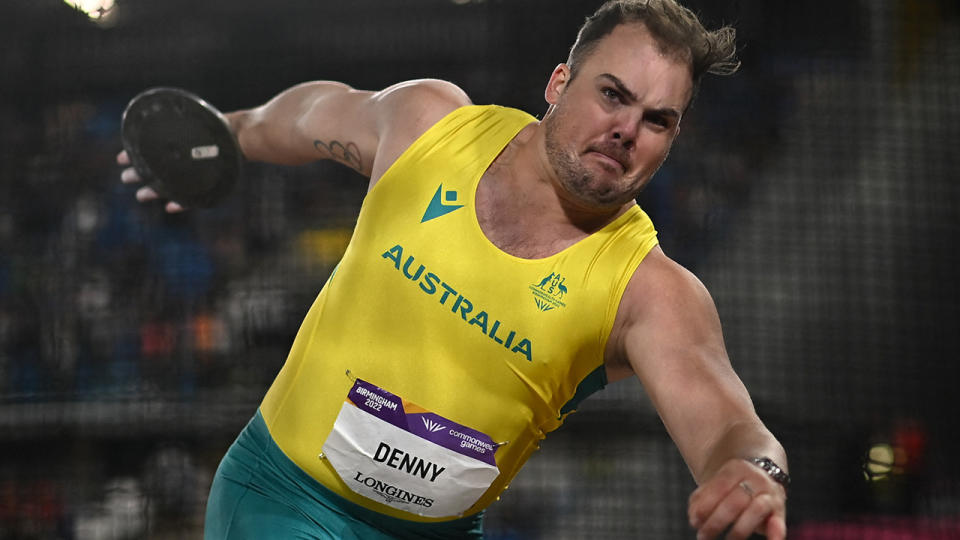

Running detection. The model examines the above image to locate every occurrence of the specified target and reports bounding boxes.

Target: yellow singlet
[260,105,659,521]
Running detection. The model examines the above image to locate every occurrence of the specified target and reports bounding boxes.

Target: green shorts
[204,409,484,540]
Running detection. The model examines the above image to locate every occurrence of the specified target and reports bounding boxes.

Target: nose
[611,114,639,150]
[611,131,634,150]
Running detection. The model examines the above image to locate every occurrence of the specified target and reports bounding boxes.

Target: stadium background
[1,0,958,538]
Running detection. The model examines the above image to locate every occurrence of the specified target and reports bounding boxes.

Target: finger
[121,167,142,184]
[689,484,724,528]
[165,201,186,213]
[117,150,130,165]
[689,471,743,528]
[136,186,159,202]
[696,485,752,540]
[764,513,787,540]
[725,493,779,540]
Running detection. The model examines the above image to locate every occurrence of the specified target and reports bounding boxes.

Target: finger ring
[739,481,755,497]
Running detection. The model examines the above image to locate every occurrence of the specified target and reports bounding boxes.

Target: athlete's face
[543,23,693,210]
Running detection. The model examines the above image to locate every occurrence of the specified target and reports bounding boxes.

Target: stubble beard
[543,110,643,209]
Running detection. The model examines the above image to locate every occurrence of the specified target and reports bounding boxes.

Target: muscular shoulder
[373,79,471,120]
[368,79,472,182]
[606,246,721,380]
[635,248,712,310]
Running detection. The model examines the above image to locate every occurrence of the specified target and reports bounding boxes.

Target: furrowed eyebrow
[597,73,682,120]
[598,73,638,102]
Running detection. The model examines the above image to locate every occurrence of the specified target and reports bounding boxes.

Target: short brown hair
[567,0,740,105]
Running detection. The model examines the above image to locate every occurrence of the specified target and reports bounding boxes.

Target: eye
[645,114,670,129]
[601,87,622,102]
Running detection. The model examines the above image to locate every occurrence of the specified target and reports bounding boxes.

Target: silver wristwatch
[751,457,790,489]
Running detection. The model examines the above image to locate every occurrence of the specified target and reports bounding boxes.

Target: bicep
[621,256,757,475]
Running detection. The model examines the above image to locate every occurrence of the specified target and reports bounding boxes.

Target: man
[119,1,788,538]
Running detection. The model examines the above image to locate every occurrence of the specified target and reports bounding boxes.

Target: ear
[544,63,572,106]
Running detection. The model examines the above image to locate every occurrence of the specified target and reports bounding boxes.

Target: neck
[476,124,635,259]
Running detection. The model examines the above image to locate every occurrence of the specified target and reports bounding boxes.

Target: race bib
[321,378,500,518]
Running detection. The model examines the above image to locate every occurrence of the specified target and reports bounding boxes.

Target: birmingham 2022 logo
[529,272,568,312]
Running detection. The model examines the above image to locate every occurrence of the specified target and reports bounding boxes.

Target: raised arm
[226,79,471,182]
[606,246,788,540]
[119,78,471,210]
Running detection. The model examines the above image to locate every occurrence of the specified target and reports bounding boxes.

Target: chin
[568,183,633,210]
[592,192,635,208]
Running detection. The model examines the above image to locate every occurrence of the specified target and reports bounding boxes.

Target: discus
[121,87,242,208]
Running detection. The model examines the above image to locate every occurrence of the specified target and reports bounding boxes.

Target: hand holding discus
[118,87,242,211]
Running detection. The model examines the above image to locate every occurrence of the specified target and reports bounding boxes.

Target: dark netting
[1,0,958,538]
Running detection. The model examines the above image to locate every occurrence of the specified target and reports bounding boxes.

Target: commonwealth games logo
[530,272,568,312]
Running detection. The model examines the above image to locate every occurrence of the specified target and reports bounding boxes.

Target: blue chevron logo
[421,185,465,223]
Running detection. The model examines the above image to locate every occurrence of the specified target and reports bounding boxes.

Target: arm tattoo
[313,139,363,172]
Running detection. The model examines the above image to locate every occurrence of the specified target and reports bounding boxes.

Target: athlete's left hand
[687,458,787,540]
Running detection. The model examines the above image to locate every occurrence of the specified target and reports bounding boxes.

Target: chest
[474,170,590,260]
